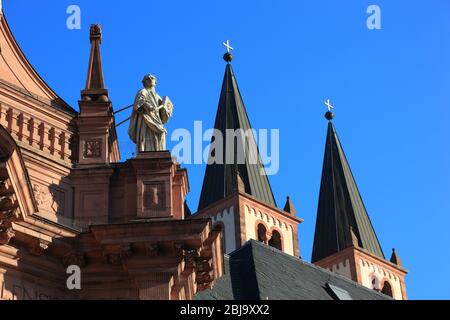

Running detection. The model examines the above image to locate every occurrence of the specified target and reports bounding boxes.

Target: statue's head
[142,74,157,89]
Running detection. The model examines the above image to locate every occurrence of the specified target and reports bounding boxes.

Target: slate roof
[195,240,390,300]
[311,121,384,263]
[197,63,277,211]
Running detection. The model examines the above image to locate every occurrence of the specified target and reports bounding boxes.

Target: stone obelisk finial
[77,24,120,165]
[81,24,108,102]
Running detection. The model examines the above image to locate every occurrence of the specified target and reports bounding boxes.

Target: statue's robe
[128,88,167,152]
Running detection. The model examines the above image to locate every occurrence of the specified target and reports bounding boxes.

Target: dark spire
[390,248,402,267]
[198,52,276,211]
[81,24,109,102]
[283,196,297,215]
[311,111,384,263]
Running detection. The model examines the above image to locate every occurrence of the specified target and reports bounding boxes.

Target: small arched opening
[370,274,380,291]
[381,281,393,298]
[257,223,268,244]
[268,230,282,251]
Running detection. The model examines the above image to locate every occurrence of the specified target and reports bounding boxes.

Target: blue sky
[3,0,450,299]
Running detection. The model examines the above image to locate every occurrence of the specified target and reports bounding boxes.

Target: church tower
[311,105,408,300]
[194,44,302,257]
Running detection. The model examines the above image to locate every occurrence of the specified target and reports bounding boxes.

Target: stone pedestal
[131,151,189,220]
[70,151,190,227]
[133,152,174,219]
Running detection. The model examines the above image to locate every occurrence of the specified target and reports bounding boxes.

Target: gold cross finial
[324,99,334,112]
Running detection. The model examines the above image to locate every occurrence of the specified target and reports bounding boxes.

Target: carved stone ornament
[33,184,50,207]
[144,242,159,257]
[196,270,214,285]
[105,252,122,266]
[90,24,102,41]
[0,183,19,247]
[173,242,186,258]
[184,249,200,269]
[84,139,102,158]
[0,226,14,246]
[29,239,50,257]
[32,183,66,215]
[103,244,132,266]
[0,209,16,223]
[62,252,87,268]
[196,258,213,273]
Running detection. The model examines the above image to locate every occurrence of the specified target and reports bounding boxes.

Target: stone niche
[142,182,166,213]
[137,177,170,218]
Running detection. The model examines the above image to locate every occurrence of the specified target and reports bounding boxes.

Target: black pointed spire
[390,248,402,267]
[283,196,297,215]
[312,109,384,263]
[198,49,276,211]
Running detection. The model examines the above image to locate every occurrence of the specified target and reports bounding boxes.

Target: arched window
[370,274,380,291]
[213,222,226,253]
[257,224,267,244]
[381,281,393,298]
[268,230,282,251]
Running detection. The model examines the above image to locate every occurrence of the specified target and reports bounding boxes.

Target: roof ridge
[243,239,391,300]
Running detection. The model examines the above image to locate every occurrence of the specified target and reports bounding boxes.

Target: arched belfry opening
[268,230,282,251]
[257,224,267,244]
[381,281,393,298]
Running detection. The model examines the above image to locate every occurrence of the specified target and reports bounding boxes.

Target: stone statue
[128,74,174,152]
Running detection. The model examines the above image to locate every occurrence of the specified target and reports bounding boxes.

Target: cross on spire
[222,40,234,63]
[324,99,334,112]
[324,99,335,121]
[223,40,234,53]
